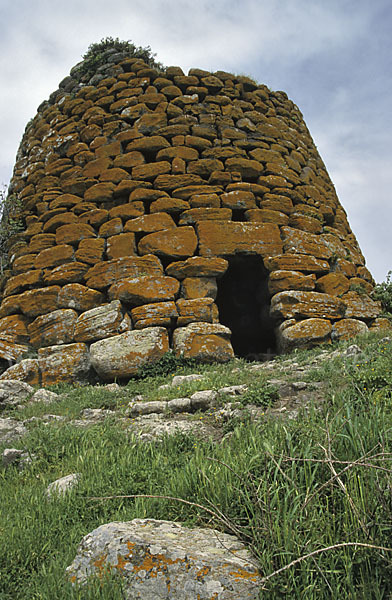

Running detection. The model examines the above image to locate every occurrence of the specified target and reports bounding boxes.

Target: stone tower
[0,47,385,385]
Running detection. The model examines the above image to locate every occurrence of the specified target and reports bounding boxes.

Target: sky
[0,0,390,282]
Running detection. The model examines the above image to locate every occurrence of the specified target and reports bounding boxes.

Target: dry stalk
[87,493,243,538]
[259,542,392,587]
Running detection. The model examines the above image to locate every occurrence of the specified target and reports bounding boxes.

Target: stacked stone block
[0,50,386,384]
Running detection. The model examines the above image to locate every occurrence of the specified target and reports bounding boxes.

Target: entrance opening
[216,256,276,359]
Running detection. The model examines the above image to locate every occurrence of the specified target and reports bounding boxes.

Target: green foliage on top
[75,37,164,79]
[372,271,392,318]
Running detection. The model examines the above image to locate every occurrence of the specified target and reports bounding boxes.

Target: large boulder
[66,519,260,599]
[90,328,169,380]
[173,322,234,362]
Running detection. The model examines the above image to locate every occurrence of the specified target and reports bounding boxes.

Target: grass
[1,331,392,598]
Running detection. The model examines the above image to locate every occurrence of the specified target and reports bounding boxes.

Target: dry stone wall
[0,49,385,384]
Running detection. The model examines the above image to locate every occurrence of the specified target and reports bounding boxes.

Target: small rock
[167,397,191,413]
[171,374,203,386]
[158,383,171,390]
[80,408,116,419]
[127,400,167,416]
[126,414,212,441]
[0,380,34,408]
[0,418,27,444]
[29,389,58,405]
[130,394,144,402]
[103,383,121,392]
[46,473,80,498]
[2,448,23,467]
[291,381,308,391]
[218,384,248,397]
[190,390,217,410]
[342,344,362,356]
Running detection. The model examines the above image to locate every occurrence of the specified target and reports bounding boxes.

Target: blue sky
[0,0,390,282]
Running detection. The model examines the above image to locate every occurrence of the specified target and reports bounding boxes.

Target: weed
[136,351,198,379]
[372,271,392,318]
[238,383,279,407]
[74,37,164,81]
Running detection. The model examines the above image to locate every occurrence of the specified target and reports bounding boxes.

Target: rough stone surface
[46,473,80,498]
[332,318,368,341]
[38,343,91,385]
[0,418,27,444]
[66,519,260,599]
[173,323,234,362]
[90,328,169,380]
[0,380,34,408]
[270,291,346,320]
[277,318,332,352]
[0,51,380,383]
[74,301,131,342]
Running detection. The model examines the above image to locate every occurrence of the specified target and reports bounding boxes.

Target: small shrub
[372,271,392,317]
[75,37,164,79]
[136,351,198,379]
[238,383,279,407]
[349,282,368,295]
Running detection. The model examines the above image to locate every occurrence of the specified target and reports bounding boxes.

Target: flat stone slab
[66,519,260,599]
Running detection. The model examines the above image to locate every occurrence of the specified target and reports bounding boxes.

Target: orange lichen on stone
[0,52,380,382]
[138,226,198,259]
[228,567,260,582]
[109,275,180,305]
[197,221,282,257]
[270,291,346,320]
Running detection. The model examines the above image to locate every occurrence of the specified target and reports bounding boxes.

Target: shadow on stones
[216,256,276,360]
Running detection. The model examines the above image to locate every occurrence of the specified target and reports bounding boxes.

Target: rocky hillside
[1,330,392,598]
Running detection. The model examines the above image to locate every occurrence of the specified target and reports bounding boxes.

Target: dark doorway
[216,256,276,359]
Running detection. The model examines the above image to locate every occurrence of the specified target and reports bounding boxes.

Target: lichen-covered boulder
[277,318,332,352]
[38,343,91,386]
[270,291,346,320]
[66,519,260,600]
[173,322,234,362]
[90,327,169,380]
[332,318,368,341]
[73,300,131,342]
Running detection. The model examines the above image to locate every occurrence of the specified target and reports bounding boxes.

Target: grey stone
[127,401,167,416]
[291,381,308,391]
[0,418,27,444]
[218,384,248,397]
[29,389,58,405]
[2,448,23,467]
[46,473,80,498]
[171,374,203,386]
[0,380,34,408]
[66,519,260,599]
[190,390,217,410]
[167,397,192,413]
[90,328,169,380]
[80,408,116,420]
[342,344,362,356]
[103,383,121,392]
[126,414,211,442]
[2,448,33,470]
